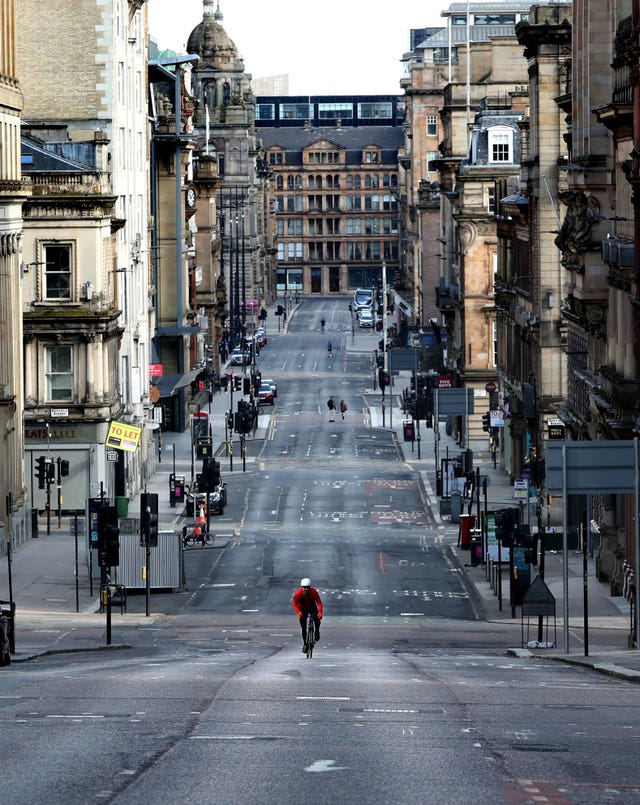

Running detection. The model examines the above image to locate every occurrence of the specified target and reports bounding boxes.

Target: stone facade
[0,0,30,551]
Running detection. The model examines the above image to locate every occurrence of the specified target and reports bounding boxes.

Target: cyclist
[327,340,333,357]
[292,578,323,652]
[320,318,326,333]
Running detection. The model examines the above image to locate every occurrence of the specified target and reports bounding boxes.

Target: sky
[148,0,445,95]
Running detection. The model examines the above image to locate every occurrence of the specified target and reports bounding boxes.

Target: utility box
[112,530,183,591]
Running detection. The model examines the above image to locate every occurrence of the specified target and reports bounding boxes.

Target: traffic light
[97,504,120,567]
[234,375,242,391]
[276,304,284,315]
[226,410,234,430]
[482,412,490,432]
[203,458,221,492]
[35,455,47,489]
[59,459,70,477]
[140,492,159,548]
[494,507,519,548]
[243,377,251,395]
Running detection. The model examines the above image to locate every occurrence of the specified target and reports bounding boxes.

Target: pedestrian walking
[327,396,336,422]
[339,399,348,420]
[327,340,333,358]
[320,318,326,333]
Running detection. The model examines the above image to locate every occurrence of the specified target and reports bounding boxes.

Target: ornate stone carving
[554,191,600,272]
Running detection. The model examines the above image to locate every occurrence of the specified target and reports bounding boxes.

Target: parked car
[253,328,268,347]
[358,311,374,328]
[230,347,249,365]
[257,382,275,405]
[262,378,278,398]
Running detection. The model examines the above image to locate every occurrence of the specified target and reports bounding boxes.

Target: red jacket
[292,586,323,619]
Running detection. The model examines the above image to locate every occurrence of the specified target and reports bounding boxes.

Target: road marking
[305,760,348,772]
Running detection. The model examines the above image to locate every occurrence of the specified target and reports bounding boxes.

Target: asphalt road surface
[2,298,640,804]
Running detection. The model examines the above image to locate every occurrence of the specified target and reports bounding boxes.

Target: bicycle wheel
[304,613,315,659]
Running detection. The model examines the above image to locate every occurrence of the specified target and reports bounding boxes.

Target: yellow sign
[106,420,142,453]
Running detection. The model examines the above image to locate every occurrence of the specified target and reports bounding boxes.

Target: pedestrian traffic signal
[35,455,47,489]
[482,412,491,432]
[97,505,120,567]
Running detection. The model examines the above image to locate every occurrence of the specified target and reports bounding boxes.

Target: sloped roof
[257,125,403,167]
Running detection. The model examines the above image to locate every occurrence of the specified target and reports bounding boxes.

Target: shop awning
[152,369,201,398]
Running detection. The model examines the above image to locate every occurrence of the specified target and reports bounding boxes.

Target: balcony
[435,282,459,311]
[598,364,637,409]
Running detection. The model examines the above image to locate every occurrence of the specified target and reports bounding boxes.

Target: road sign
[485,381,497,393]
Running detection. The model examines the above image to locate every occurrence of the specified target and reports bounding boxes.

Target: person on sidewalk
[327,396,336,422]
[339,399,348,420]
[327,340,333,358]
[320,318,326,333]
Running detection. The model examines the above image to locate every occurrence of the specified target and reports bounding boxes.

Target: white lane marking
[305,760,348,773]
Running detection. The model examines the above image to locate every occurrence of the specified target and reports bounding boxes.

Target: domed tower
[186,2,274,355]
[187,1,253,130]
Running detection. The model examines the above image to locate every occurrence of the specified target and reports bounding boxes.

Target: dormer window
[488,126,513,164]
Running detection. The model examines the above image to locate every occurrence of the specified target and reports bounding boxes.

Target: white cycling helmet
[300,578,311,588]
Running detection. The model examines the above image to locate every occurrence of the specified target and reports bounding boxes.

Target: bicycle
[303,612,316,659]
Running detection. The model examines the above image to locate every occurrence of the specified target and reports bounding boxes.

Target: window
[347,195,362,211]
[280,103,313,120]
[269,151,284,165]
[357,102,392,119]
[364,150,379,164]
[255,103,275,121]
[45,345,73,402]
[318,102,353,120]
[287,242,303,261]
[287,219,303,235]
[276,176,284,190]
[276,219,284,236]
[346,219,362,235]
[489,127,512,163]
[487,187,495,214]
[44,244,72,300]
[427,115,438,137]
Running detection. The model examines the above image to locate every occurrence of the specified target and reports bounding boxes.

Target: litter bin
[169,473,186,508]
[0,600,15,664]
[116,496,129,518]
[450,490,462,524]
[470,538,483,567]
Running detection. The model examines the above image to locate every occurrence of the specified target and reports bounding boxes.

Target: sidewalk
[2,317,640,682]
